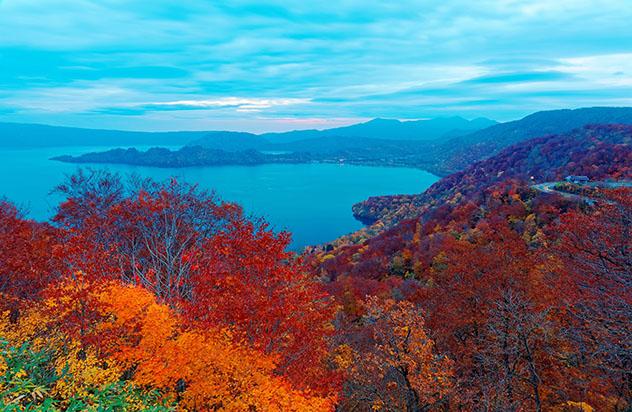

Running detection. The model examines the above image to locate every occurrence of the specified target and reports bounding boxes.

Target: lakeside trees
[0,171,338,410]
[310,180,631,411]
[1,158,630,410]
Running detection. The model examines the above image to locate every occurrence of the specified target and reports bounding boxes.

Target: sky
[1,0,631,133]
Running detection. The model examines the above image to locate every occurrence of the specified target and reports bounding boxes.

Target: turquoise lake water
[0,146,439,249]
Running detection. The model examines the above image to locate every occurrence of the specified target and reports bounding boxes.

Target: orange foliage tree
[51,170,339,396]
[1,278,335,411]
[95,282,335,411]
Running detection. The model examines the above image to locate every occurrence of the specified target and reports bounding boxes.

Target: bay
[0,146,439,249]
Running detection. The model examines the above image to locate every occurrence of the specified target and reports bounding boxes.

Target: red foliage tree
[555,188,632,409]
[52,169,339,396]
[186,217,339,394]
[0,201,62,311]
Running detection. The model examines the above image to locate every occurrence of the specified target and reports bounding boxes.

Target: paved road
[531,180,632,205]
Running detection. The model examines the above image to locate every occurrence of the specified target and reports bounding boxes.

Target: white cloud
[556,53,632,87]
[146,97,310,112]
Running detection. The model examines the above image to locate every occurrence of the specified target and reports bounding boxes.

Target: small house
[565,175,590,184]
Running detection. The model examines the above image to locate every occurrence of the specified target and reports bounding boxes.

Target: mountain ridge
[0,122,209,148]
[0,116,496,149]
[433,106,632,174]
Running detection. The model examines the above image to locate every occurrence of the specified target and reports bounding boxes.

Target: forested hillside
[305,124,631,410]
[350,124,632,237]
[432,107,632,174]
[1,123,630,411]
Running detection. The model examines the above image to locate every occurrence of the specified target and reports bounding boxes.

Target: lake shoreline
[2,146,439,250]
[50,144,451,177]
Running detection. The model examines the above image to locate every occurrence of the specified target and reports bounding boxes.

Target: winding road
[531,180,632,205]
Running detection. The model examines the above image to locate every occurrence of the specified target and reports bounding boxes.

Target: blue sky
[1,0,631,132]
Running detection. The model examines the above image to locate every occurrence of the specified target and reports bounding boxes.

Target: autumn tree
[54,170,240,300]
[339,297,453,411]
[1,279,335,411]
[52,170,339,396]
[186,218,339,394]
[0,201,61,312]
[476,288,554,412]
[555,188,632,409]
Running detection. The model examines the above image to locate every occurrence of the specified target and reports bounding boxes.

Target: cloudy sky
[1,0,631,132]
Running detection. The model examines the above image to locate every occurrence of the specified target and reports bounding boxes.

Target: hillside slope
[433,107,632,174]
[344,124,632,244]
[306,126,632,412]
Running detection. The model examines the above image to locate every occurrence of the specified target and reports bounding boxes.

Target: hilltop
[432,107,632,174]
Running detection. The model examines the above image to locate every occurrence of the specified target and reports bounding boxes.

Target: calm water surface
[0,146,439,249]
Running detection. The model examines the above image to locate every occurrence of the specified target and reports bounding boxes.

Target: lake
[0,146,439,249]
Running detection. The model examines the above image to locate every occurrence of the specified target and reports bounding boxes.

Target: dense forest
[1,124,631,411]
[1,173,338,410]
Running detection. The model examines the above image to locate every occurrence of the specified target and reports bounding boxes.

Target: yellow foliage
[551,401,594,412]
[0,307,137,410]
[1,280,334,411]
[52,344,122,402]
[0,308,49,350]
[343,297,453,410]
[321,254,336,262]
[332,344,354,370]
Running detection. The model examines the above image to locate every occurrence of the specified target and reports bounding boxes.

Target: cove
[0,146,439,249]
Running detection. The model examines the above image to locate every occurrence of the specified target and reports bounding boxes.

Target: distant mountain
[3,117,496,151]
[190,108,632,176]
[186,131,268,151]
[260,116,497,144]
[274,107,632,175]
[434,107,632,174]
[25,107,632,179]
[187,116,496,151]
[276,136,424,155]
[52,108,632,177]
[0,122,208,148]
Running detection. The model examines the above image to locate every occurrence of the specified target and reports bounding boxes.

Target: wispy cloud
[0,0,631,131]
[462,71,573,85]
[556,53,632,87]
[144,97,310,112]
